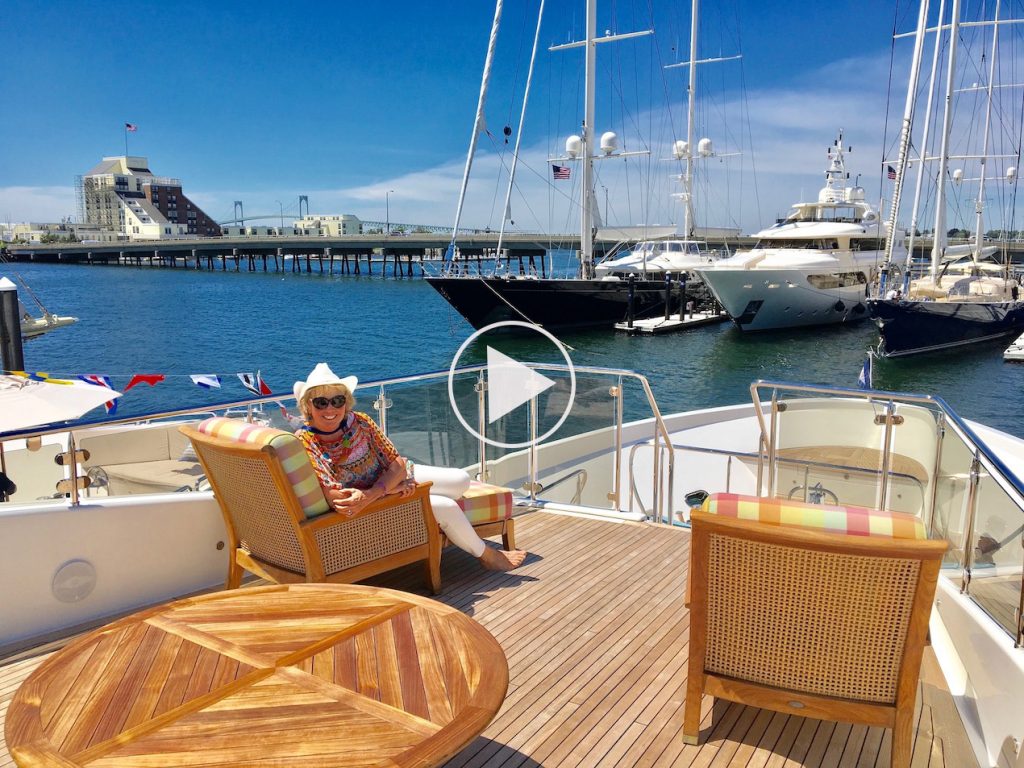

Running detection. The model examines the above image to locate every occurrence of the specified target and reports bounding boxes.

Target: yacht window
[806,272,868,289]
[669,243,683,252]
[755,239,822,249]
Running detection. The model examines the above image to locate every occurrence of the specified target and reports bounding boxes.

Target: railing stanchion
[374,385,390,436]
[878,399,896,509]
[611,377,623,510]
[767,390,779,498]
[528,395,538,505]
[928,413,946,538]
[476,371,488,481]
[67,431,80,506]
[961,451,982,595]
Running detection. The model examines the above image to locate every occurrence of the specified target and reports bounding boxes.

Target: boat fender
[852,302,866,314]
[834,300,846,312]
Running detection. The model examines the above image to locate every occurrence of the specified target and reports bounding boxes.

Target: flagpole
[124,124,128,156]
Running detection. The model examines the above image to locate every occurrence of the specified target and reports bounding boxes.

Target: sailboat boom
[664,53,741,69]
[549,28,652,51]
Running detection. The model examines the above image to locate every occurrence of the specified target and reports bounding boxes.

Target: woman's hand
[396,478,417,498]
[331,487,370,517]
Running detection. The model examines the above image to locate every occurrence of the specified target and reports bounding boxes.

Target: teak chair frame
[181,425,441,594]
[684,511,947,768]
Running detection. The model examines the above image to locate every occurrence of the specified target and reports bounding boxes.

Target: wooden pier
[1,233,623,279]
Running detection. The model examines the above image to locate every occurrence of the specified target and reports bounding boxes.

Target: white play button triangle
[487,346,556,423]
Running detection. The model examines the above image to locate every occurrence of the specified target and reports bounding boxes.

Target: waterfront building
[294,214,362,236]
[76,156,220,241]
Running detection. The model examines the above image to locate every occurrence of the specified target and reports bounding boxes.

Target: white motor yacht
[594,238,718,278]
[696,131,902,331]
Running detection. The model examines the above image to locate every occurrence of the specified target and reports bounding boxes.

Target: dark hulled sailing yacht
[868,0,1024,357]
[426,0,726,332]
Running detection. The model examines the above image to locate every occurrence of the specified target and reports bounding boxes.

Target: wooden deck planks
[1,511,980,768]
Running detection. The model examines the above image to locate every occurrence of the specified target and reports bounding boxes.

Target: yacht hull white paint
[0,493,227,655]
[698,263,873,330]
[932,577,1024,768]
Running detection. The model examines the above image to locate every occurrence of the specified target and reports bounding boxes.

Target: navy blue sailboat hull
[869,299,1024,357]
[426,277,675,331]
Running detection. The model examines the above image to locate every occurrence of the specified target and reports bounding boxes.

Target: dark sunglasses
[311,395,348,410]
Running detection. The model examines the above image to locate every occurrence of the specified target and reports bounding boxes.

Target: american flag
[552,164,571,180]
[125,122,137,132]
[887,165,897,180]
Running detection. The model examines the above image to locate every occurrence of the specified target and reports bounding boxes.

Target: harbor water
[10,262,1024,439]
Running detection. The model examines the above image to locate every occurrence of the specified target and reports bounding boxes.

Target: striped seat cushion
[456,481,514,526]
[196,417,330,519]
[701,492,926,540]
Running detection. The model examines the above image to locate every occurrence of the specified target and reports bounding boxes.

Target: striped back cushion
[196,417,330,519]
[701,492,926,540]
[456,481,514,526]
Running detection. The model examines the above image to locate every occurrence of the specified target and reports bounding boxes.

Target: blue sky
[2,1,918,235]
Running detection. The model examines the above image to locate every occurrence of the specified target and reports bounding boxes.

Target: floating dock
[1004,332,1024,361]
[614,310,729,334]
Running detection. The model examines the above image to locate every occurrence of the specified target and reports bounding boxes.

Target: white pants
[413,465,486,558]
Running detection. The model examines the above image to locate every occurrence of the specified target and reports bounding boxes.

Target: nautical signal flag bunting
[3,369,279,412]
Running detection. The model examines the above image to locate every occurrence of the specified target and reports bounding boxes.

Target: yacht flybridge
[0,365,1022,767]
[696,132,900,331]
[593,238,718,278]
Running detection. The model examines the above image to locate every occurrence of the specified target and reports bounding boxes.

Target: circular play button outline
[447,321,577,450]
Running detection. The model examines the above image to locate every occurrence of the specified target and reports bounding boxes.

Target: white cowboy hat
[293,363,358,405]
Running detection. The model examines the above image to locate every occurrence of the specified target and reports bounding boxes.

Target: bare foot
[479,546,528,571]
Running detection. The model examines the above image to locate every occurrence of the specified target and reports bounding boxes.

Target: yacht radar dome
[697,138,714,157]
[672,140,688,159]
[566,135,582,158]
[600,132,618,155]
[953,168,964,184]
[846,186,866,202]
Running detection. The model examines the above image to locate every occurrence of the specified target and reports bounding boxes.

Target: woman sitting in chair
[294,363,527,572]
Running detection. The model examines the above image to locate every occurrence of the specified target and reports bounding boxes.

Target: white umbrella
[0,375,123,433]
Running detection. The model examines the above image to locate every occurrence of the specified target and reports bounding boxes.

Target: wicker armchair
[180,423,441,594]
[684,510,947,768]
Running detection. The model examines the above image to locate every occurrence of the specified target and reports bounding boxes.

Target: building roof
[84,156,153,177]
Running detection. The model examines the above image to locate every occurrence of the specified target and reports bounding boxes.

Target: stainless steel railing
[1,363,674,520]
[751,381,1024,647]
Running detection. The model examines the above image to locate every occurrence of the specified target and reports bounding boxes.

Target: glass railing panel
[520,370,619,509]
[765,395,934,511]
[930,425,976,569]
[375,373,481,473]
[965,468,1024,638]
[1,437,66,504]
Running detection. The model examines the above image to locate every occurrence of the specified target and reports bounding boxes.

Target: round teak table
[5,583,508,767]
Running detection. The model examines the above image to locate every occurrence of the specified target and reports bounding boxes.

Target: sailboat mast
[448,0,504,268]
[971,0,1001,266]
[930,0,961,284]
[903,0,948,283]
[580,0,597,279]
[882,0,929,282]
[684,0,699,238]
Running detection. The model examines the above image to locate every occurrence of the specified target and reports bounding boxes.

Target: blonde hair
[299,383,355,421]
